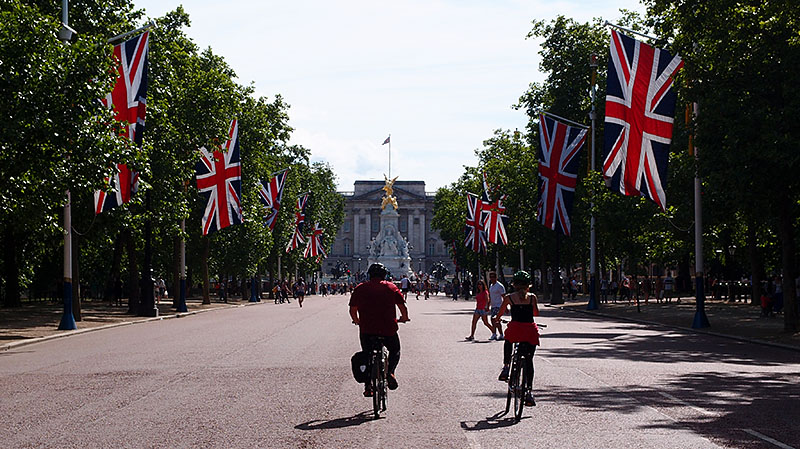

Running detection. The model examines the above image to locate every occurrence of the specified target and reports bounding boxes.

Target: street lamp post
[58,0,76,330]
[587,52,599,311]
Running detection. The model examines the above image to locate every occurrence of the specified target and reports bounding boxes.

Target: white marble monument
[367,176,413,278]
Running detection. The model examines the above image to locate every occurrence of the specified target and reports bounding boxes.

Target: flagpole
[107,21,156,44]
[692,100,710,328]
[603,21,659,42]
[388,134,391,179]
[587,54,599,310]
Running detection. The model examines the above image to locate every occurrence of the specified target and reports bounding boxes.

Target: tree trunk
[540,254,550,302]
[3,222,20,307]
[778,199,798,332]
[202,238,210,304]
[104,230,124,301]
[126,229,140,314]
[72,232,82,321]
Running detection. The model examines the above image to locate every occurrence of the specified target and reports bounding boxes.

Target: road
[1,293,798,448]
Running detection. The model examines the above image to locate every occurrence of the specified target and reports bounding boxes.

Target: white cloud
[135,0,643,191]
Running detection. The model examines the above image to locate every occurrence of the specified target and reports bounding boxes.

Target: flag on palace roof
[382,136,390,145]
[464,193,487,253]
[286,194,309,252]
[304,222,327,259]
[258,168,289,230]
[602,29,683,211]
[537,112,587,236]
[195,119,242,235]
[94,31,149,214]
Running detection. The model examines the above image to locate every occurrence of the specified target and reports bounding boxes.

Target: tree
[647,0,800,331]
[0,0,140,306]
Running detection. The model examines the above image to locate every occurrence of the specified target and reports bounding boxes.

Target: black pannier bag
[351,351,370,383]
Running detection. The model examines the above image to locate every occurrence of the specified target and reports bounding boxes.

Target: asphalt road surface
[2,293,798,448]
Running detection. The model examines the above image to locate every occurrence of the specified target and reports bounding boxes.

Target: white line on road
[743,429,797,449]
[658,392,714,416]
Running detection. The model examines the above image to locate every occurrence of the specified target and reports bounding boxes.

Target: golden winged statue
[381,174,399,210]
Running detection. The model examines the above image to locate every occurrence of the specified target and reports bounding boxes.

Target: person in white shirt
[488,271,506,340]
[400,275,410,300]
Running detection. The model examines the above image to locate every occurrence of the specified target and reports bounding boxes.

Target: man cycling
[349,263,410,397]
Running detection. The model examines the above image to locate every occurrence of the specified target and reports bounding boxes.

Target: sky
[134,0,644,192]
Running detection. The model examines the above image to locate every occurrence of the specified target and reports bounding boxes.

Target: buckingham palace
[325,180,456,277]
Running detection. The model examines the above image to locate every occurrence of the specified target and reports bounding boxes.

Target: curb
[549,304,800,353]
[0,300,266,352]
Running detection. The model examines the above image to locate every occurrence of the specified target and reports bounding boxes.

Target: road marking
[464,431,482,449]
[743,429,796,449]
[658,392,714,416]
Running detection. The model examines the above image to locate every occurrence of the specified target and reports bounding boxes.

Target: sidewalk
[0,296,260,351]
[555,294,800,351]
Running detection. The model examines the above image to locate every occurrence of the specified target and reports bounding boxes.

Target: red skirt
[504,321,540,346]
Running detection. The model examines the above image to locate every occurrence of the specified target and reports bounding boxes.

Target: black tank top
[509,294,534,323]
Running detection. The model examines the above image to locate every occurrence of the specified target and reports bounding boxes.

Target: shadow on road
[460,410,528,430]
[295,411,374,430]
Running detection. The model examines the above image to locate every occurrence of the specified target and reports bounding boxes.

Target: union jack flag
[196,119,242,235]
[482,195,510,245]
[304,222,327,259]
[94,31,149,214]
[286,194,309,252]
[464,193,487,253]
[537,113,587,236]
[258,168,289,230]
[602,29,683,211]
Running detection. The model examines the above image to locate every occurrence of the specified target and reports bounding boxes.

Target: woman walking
[465,280,494,341]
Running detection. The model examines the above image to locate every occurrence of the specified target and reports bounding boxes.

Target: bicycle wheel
[512,355,525,422]
[371,352,381,419]
[380,348,388,412]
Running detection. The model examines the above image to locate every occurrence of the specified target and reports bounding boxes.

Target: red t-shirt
[349,279,405,336]
[475,290,489,309]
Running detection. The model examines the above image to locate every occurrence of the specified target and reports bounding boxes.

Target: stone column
[365,213,372,252]
[420,211,426,264]
[352,209,360,256]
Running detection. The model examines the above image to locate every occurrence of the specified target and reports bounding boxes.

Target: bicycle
[368,336,389,419]
[354,319,409,419]
[501,319,545,422]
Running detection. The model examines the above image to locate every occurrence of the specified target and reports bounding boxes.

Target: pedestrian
[610,279,618,302]
[655,275,664,303]
[465,280,494,341]
[453,278,460,301]
[760,289,773,317]
[296,278,306,307]
[569,277,578,301]
[663,273,674,303]
[487,271,506,341]
[462,277,471,301]
[600,278,609,303]
[400,275,410,301]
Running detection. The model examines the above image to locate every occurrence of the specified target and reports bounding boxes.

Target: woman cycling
[493,270,540,407]
[465,280,494,341]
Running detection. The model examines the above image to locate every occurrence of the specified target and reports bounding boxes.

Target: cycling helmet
[367,263,388,279]
[512,270,532,285]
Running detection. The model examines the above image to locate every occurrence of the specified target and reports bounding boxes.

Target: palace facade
[325,180,455,277]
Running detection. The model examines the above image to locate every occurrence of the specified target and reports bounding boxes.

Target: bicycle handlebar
[499,318,546,328]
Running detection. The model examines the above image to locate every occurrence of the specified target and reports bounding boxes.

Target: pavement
[0,296,263,351]
[557,293,800,351]
[2,292,799,352]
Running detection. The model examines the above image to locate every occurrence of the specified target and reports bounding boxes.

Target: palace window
[428,242,435,256]
[343,221,351,233]
[344,242,351,256]
[399,220,407,232]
